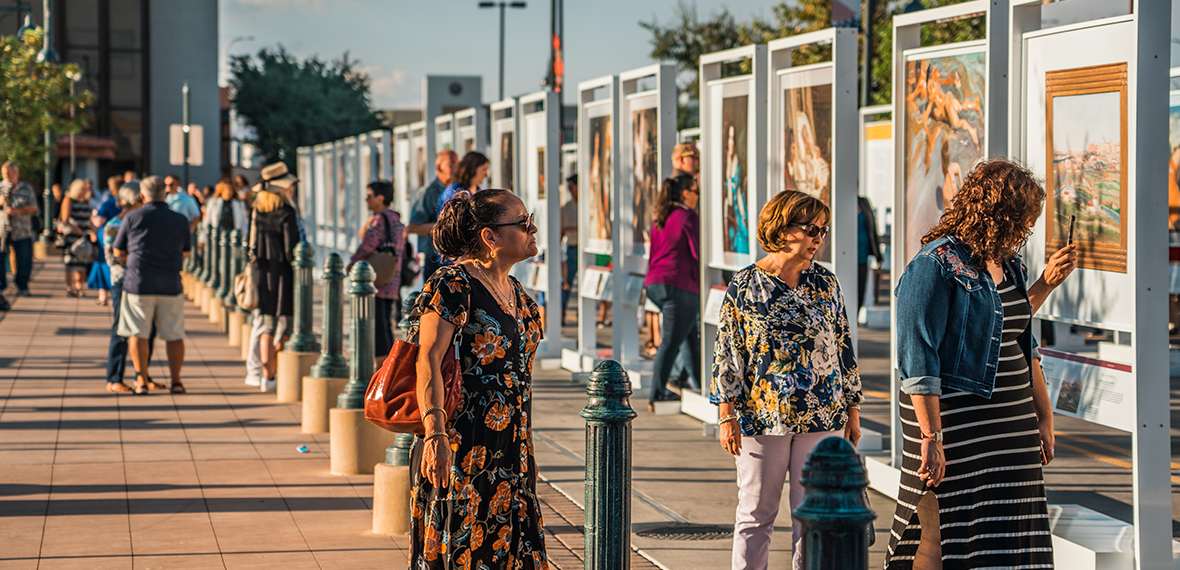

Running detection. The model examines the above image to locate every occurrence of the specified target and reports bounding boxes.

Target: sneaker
[260,377,276,392]
[17,289,30,297]
[245,375,261,387]
[0,295,9,311]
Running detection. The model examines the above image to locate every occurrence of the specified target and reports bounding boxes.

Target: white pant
[245,310,266,382]
[732,430,840,570]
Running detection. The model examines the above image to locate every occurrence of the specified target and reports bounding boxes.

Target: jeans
[646,283,701,402]
[375,296,395,357]
[107,281,155,384]
[561,245,577,316]
[0,237,33,292]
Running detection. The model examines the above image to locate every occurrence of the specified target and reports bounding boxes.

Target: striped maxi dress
[885,271,1054,569]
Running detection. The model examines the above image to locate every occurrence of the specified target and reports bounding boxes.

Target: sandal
[133,384,149,395]
[106,382,132,393]
[145,380,166,390]
[170,383,187,394]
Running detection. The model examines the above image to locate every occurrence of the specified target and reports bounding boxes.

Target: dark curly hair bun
[432,188,514,260]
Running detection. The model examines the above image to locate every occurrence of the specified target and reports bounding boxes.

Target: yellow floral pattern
[710,264,862,435]
[407,265,549,569]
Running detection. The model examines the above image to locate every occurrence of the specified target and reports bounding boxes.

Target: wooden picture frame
[1044,62,1129,273]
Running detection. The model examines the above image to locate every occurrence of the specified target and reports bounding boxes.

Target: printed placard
[1039,348,1134,433]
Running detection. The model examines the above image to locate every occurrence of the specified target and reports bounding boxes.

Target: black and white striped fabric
[885,272,1053,569]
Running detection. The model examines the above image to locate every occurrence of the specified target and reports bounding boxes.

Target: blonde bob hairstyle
[66,178,90,202]
[757,190,830,253]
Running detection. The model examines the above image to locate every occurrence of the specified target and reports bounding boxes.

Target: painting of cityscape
[1045,63,1128,273]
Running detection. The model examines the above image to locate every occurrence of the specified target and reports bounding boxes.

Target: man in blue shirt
[164,175,201,231]
[406,149,457,282]
[112,176,192,394]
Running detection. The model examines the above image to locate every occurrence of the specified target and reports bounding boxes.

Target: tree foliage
[0,29,93,179]
[642,0,984,126]
[229,46,382,171]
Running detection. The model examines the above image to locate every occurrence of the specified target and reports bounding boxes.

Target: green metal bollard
[224,229,243,313]
[208,227,223,292]
[40,186,54,247]
[580,360,637,570]
[397,291,421,332]
[793,436,876,570]
[285,241,321,353]
[311,253,349,379]
[217,226,233,302]
[386,433,416,466]
[338,261,376,410]
[201,226,214,283]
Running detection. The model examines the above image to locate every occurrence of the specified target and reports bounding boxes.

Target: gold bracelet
[424,431,448,441]
[422,405,447,422]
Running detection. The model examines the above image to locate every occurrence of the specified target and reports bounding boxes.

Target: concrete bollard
[277,241,320,403]
[226,229,246,347]
[329,261,398,474]
[581,360,637,570]
[303,253,350,433]
[207,227,224,324]
[372,434,415,535]
[793,436,876,570]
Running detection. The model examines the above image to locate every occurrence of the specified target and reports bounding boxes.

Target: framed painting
[500,131,515,192]
[780,68,833,262]
[1044,62,1128,273]
[585,114,613,254]
[631,106,659,251]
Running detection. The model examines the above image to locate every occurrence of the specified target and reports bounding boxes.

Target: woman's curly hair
[922,158,1045,265]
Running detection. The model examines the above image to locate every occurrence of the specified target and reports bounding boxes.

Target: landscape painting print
[631,107,659,251]
[784,82,833,262]
[721,95,750,257]
[902,50,985,262]
[500,131,515,191]
[1045,63,1128,273]
[586,115,613,254]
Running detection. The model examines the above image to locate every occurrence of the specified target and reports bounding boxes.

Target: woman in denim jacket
[885,159,1077,569]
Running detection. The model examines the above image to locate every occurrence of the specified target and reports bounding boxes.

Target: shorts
[117,293,185,341]
[255,312,290,342]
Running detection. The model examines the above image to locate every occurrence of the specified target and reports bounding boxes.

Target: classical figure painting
[1168,92,1180,231]
[537,147,546,200]
[721,95,750,257]
[500,131,515,191]
[631,107,659,250]
[1045,62,1128,273]
[902,50,986,262]
[587,115,613,253]
[415,144,426,189]
[784,82,832,262]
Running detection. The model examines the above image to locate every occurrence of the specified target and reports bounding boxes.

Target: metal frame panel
[393,125,412,219]
[490,98,521,193]
[518,90,564,358]
[434,113,455,154]
[454,107,488,155]
[408,121,429,193]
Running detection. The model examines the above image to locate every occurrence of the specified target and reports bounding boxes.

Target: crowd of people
[0,137,1082,569]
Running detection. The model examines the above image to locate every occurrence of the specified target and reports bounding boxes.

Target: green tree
[0,29,93,179]
[230,46,382,171]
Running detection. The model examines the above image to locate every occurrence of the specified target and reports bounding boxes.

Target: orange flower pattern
[407,265,549,570]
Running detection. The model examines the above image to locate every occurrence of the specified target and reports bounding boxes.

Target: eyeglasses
[679,153,700,160]
[486,212,535,232]
[790,223,829,239]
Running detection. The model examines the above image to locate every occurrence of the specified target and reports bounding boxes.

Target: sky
[218,0,779,110]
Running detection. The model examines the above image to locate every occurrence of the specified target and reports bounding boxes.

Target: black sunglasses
[486,212,535,232]
[790,222,829,239]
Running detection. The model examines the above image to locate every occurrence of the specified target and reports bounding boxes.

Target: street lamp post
[37,0,60,253]
[478,1,527,101]
[222,35,254,87]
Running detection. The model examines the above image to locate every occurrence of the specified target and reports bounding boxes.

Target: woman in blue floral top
[711,190,862,570]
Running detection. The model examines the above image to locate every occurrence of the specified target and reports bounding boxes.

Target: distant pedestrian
[249,163,301,390]
[49,183,64,226]
[711,190,861,570]
[111,176,191,395]
[0,161,40,308]
[199,180,248,252]
[164,175,201,231]
[437,151,489,213]
[349,180,404,368]
[856,196,883,311]
[407,149,458,282]
[91,175,115,211]
[60,179,94,297]
[122,170,138,184]
[670,141,699,179]
[103,182,153,393]
[89,176,124,307]
[408,188,549,568]
[559,174,577,323]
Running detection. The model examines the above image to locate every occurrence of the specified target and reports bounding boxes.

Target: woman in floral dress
[407,188,549,569]
[711,190,862,570]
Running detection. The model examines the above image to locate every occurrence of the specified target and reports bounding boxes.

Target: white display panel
[1021,22,1136,331]
[862,119,894,235]
[490,101,517,193]
[582,100,614,255]
[621,92,659,258]
[435,114,454,154]
[409,123,428,192]
[707,79,755,270]
[393,127,412,219]
[314,146,329,247]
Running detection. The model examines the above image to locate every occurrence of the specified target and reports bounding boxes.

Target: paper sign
[1039,348,1134,433]
[703,286,728,326]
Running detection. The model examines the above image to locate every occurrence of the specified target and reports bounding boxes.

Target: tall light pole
[222,35,254,87]
[37,0,60,251]
[479,1,527,101]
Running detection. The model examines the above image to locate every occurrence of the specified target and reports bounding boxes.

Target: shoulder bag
[364,280,469,434]
[234,209,259,311]
[365,210,400,286]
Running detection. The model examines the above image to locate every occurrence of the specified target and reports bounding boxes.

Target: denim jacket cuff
[901,375,943,396]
